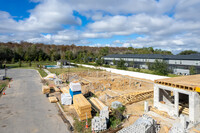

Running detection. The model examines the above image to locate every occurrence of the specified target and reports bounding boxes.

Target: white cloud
[0,0,200,53]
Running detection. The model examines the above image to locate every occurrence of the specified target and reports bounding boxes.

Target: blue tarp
[69,88,81,99]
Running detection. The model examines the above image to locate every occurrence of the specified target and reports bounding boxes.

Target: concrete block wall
[154,84,200,124]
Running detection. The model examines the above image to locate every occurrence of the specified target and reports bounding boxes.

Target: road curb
[56,102,74,131]
[36,69,44,79]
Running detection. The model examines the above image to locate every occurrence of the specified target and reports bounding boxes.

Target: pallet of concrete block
[61,87,69,93]
[117,114,159,133]
[61,93,72,105]
[70,82,81,92]
[92,116,107,132]
[73,94,92,121]
[48,97,58,103]
[42,86,50,94]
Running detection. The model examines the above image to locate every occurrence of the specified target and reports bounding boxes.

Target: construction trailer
[154,74,200,124]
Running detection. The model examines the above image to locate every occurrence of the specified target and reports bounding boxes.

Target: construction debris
[42,86,50,94]
[48,97,58,103]
[117,114,159,133]
[61,87,69,93]
[92,116,107,132]
[90,97,109,119]
[54,78,62,85]
[73,94,92,121]
[169,123,186,133]
[111,101,122,109]
[61,93,72,105]
[53,86,60,92]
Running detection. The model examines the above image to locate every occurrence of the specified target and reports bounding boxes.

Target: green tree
[66,51,73,60]
[113,59,116,65]
[29,60,32,67]
[19,59,22,67]
[178,50,198,55]
[99,47,109,57]
[95,58,103,66]
[189,66,196,75]
[11,58,15,64]
[117,59,127,70]
[152,60,168,75]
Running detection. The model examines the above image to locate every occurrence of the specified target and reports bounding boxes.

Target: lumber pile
[150,107,172,118]
[179,106,189,115]
[120,91,153,105]
[61,87,69,93]
[53,86,60,92]
[73,94,92,121]
[90,97,106,111]
[42,86,50,94]
[48,97,58,103]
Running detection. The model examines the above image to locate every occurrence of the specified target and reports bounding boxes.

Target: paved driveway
[0,69,70,133]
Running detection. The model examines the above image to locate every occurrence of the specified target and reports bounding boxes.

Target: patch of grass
[37,69,48,77]
[0,80,9,89]
[48,66,101,75]
[74,118,92,133]
[6,61,56,69]
[109,106,126,129]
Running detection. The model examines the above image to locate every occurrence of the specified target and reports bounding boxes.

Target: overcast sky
[0,0,200,53]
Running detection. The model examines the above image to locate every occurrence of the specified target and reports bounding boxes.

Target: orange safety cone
[85,120,88,129]
[3,91,6,95]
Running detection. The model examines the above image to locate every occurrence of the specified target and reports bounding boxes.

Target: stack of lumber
[179,106,189,115]
[42,86,50,94]
[48,97,58,103]
[73,94,92,121]
[90,97,106,111]
[61,87,69,93]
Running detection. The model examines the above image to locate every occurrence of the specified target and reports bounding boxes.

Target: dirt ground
[46,69,179,132]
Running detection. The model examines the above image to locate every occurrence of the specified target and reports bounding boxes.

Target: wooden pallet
[154,74,200,92]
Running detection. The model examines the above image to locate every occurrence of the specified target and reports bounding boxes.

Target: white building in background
[102,54,200,75]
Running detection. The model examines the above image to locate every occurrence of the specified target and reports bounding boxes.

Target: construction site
[41,66,200,133]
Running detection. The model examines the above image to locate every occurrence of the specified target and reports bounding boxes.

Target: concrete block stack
[100,106,109,119]
[61,93,72,105]
[73,94,92,121]
[117,115,159,133]
[91,116,107,132]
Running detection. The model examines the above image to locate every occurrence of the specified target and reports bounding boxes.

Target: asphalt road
[0,69,70,133]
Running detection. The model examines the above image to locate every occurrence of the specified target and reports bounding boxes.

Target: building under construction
[154,74,200,125]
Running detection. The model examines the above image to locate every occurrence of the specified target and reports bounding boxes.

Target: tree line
[0,41,174,63]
